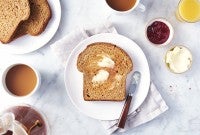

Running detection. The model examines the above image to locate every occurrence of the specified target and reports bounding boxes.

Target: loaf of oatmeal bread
[0,0,30,43]
[77,42,133,101]
[14,0,51,39]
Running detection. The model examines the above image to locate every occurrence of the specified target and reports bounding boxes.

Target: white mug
[105,0,146,14]
[1,63,41,98]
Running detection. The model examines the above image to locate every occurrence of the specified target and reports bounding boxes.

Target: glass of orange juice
[176,0,200,23]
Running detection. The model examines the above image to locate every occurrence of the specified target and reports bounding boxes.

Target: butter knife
[117,71,141,128]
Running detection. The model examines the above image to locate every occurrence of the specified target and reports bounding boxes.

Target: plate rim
[64,33,150,120]
[0,0,61,54]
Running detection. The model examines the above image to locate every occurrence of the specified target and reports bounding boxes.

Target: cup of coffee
[1,63,41,98]
[105,0,145,14]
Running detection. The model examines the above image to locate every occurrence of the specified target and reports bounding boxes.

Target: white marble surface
[0,0,200,134]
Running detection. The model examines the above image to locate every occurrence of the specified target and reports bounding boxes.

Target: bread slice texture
[14,0,51,38]
[0,0,30,43]
[77,42,133,101]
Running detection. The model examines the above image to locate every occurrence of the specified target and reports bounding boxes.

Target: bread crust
[77,42,133,101]
[0,0,30,43]
[14,0,52,40]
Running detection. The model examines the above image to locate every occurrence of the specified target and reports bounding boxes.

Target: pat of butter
[166,46,192,73]
[98,56,115,68]
[115,74,122,81]
[108,74,123,90]
[92,70,109,83]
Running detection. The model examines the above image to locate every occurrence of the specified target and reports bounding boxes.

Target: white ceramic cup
[1,63,41,98]
[105,0,146,14]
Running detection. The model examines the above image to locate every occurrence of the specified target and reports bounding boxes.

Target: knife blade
[117,71,141,128]
[128,71,141,96]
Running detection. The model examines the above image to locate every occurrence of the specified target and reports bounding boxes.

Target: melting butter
[98,55,115,68]
[92,70,109,83]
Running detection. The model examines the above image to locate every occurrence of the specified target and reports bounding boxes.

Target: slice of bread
[0,0,30,43]
[14,0,51,38]
[77,42,133,101]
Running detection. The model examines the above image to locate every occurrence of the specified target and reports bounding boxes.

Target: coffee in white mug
[106,0,137,11]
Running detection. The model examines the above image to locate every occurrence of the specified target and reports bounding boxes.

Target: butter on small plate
[165,45,192,74]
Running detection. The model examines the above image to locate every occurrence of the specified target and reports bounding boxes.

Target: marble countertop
[1,0,200,134]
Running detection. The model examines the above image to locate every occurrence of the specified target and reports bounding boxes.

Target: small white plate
[64,33,150,120]
[0,0,61,54]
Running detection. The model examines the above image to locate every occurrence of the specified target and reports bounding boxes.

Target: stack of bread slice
[77,42,133,101]
[0,0,51,44]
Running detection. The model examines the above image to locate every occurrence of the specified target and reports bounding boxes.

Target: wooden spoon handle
[117,95,132,128]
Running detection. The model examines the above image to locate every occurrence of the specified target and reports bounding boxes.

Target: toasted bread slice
[77,42,133,101]
[14,0,51,38]
[0,0,30,43]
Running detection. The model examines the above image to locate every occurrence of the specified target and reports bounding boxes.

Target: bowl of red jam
[146,18,174,46]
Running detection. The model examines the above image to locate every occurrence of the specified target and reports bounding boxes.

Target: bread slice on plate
[0,0,30,43]
[77,42,133,101]
[14,0,51,38]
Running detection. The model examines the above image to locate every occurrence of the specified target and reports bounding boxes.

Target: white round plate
[0,0,61,54]
[64,33,150,120]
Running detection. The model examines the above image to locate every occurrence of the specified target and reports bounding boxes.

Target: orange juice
[177,0,200,22]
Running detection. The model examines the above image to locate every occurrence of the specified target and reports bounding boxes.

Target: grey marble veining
[0,0,200,134]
